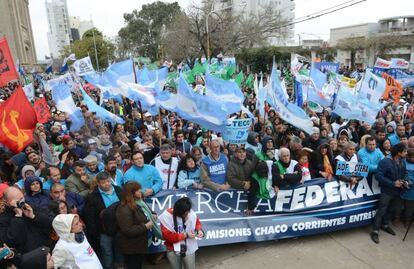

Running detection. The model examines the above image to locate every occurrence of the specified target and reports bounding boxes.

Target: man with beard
[26,151,46,177]
[65,161,93,197]
[104,155,124,187]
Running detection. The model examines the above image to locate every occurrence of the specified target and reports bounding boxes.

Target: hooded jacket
[52,214,102,269]
[24,176,50,209]
[245,132,261,154]
[256,136,278,162]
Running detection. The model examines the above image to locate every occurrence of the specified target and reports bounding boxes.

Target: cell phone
[0,247,11,259]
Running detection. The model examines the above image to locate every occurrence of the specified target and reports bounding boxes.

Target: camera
[179,244,187,258]
[17,199,26,209]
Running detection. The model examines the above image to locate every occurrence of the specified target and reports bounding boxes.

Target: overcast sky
[29,0,413,60]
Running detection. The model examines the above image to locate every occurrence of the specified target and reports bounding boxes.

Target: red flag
[0,38,19,87]
[0,86,37,153]
[34,97,51,124]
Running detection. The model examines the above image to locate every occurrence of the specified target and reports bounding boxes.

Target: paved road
[150,224,414,269]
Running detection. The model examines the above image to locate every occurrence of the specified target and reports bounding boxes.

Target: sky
[29,0,414,60]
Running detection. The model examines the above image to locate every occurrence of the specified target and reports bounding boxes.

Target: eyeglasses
[122,150,131,154]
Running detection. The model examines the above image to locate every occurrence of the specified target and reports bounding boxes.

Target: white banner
[374,57,391,69]
[390,58,409,69]
[73,56,95,76]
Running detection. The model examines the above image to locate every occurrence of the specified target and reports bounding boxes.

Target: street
[151,224,414,269]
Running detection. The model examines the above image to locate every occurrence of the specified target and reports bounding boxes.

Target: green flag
[245,74,254,89]
[235,71,244,87]
[192,62,204,76]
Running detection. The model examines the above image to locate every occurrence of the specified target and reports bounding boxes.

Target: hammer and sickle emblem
[1,110,29,150]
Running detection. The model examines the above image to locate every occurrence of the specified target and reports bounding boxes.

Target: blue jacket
[357,147,384,173]
[376,156,406,196]
[401,160,414,200]
[24,176,50,209]
[388,134,400,146]
[123,164,163,194]
[177,168,201,189]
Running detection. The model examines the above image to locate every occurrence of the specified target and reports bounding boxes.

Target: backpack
[100,201,120,236]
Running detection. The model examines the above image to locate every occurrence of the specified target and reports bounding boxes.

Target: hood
[24,176,43,195]
[247,132,259,145]
[261,136,274,152]
[52,214,76,241]
[386,121,396,133]
[21,165,36,178]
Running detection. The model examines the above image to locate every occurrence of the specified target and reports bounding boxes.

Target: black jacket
[84,185,122,253]
[0,205,53,254]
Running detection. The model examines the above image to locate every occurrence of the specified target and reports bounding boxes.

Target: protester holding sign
[371,143,407,244]
[335,142,363,186]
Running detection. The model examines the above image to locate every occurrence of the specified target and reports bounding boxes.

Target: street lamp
[206,1,247,60]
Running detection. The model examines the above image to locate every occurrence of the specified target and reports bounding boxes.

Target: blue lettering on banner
[314,62,340,73]
[223,119,252,145]
[147,177,380,252]
[335,161,369,177]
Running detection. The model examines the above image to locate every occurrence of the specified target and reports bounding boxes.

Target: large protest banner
[147,177,380,252]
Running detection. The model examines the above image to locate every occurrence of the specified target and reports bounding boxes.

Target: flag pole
[132,58,145,121]
[158,108,163,146]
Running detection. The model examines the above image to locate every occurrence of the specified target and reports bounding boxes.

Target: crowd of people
[0,63,413,268]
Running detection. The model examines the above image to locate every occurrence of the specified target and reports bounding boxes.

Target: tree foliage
[62,28,115,70]
[118,1,182,60]
[162,0,290,65]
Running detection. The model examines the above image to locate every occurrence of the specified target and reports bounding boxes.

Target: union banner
[0,87,37,153]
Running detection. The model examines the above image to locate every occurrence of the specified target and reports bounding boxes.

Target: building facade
[330,16,414,68]
[0,0,37,65]
[212,0,295,46]
[45,0,71,57]
[69,16,94,41]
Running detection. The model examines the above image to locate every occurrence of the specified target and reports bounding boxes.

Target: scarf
[323,155,334,177]
[136,200,163,246]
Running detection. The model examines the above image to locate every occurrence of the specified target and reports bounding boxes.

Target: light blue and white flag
[265,83,313,135]
[51,83,84,131]
[306,67,334,107]
[60,53,76,73]
[81,88,124,124]
[266,63,313,134]
[333,84,384,124]
[358,69,386,104]
[256,74,266,116]
[136,66,169,88]
[45,58,53,74]
[205,71,245,115]
[46,73,74,91]
[158,75,228,133]
[23,83,34,101]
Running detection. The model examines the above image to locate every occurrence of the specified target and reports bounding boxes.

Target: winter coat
[24,176,50,209]
[177,168,201,189]
[376,156,406,196]
[84,186,122,253]
[115,203,149,255]
[65,173,93,197]
[52,214,102,269]
[0,205,53,254]
[227,157,255,189]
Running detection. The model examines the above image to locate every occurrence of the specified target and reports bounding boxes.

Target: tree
[162,0,290,64]
[118,1,182,60]
[62,28,115,70]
